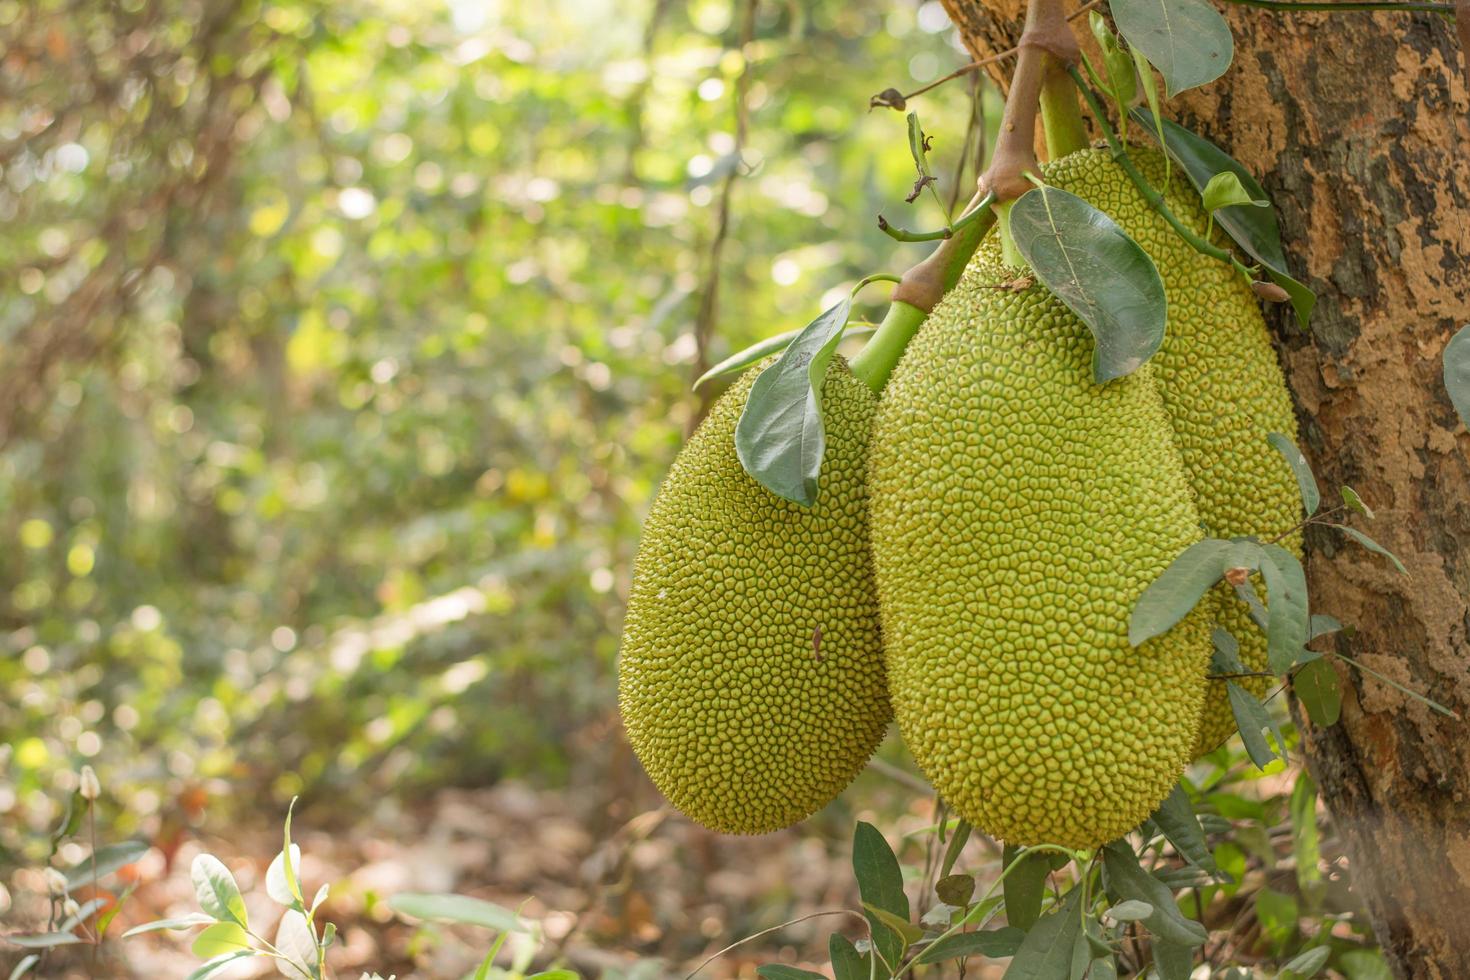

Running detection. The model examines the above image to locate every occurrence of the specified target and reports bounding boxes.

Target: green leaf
[1331,524,1408,574]
[755,967,826,980]
[1260,543,1310,673]
[123,913,217,938]
[57,898,105,933]
[191,854,248,929]
[1151,938,1196,980]
[939,819,971,877]
[1234,579,1270,631]
[1089,12,1137,107]
[388,893,523,932]
[274,910,317,979]
[917,926,1025,963]
[828,933,872,980]
[853,821,908,968]
[1100,842,1207,947]
[1149,784,1218,874]
[192,921,252,959]
[1201,172,1267,213]
[185,951,258,980]
[1009,185,1166,383]
[1294,657,1342,726]
[1001,844,1049,930]
[1130,112,1315,327]
[1255,887,1299,950]
[267,843,303,907]
[1340,949,1394,980]
[1267,433,1319,516]
[1283,945,1332,978]
[1133,52,1167,175]
[1309,614,1343,640]
[1130,538,1233,645]
[1226,680,1287,768]
[1000,887,1084,980]
[95,882,136,939]
[50,791,83,850]
[693,326,874,394]
[1444,324,1470,429]
[935,873,975,907]
[1340,486,1373,519]
[734,297,853,506]
[861,903,923,947]
[1103,900,1153,922]
[3,932,86,949]
[1210,627,1244,673]
[906,112,932,179]
[65,840,149,888]
[1109,0,1233,96]
[1289,772,1324,898]
[525,972,580,980]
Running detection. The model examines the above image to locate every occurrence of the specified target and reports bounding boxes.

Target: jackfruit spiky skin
[867,241,1213,849]
[619,359,889,835]
[1042,147,1302,755]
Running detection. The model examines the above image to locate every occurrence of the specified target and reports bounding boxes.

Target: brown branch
[978,0,1079,202]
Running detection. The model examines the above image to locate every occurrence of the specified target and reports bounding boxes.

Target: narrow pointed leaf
[1227,681,1287,768]
[1331,525,1408,574]
[1000,887,1084,980]
[918,926,1025,963]
[267,843,303,907]
[1294,657,1342,726]
[65,840,149,888]
[1110,0,1233,96]
[185,952,258,980]
[1260,544,1310,673]
[1341,486,1373,519]
[693,325,874,394]
[388,893,522,932]
[853,821,908,967]
[1284,946,1332,977]
[1210,627,1244,673]
[756,968,826,980]
[123,913,217,938]
[1001,844,1049,930]
[1130,111,1314,327]
[3,933,86,949]
[1149,784,1218,874]
[829,933,872,980]
[1010,185,1166,382]
[1130,538,1232,645]
[1267,433,1319,516]
[1100,843,1207,947]
[939,819,971,877]
[735,297,852,506]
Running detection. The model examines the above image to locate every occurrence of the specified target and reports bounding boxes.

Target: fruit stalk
[981,0,1079,262]
[850,191,997,393]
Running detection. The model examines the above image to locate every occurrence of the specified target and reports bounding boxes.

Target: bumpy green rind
[1043,147,1303,755]
[868,240,1212,849]
[619,360,890,834]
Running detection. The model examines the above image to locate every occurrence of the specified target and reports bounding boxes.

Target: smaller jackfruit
[619,359,890,835]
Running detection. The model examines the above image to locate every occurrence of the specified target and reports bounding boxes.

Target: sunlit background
[2,2,1361,978]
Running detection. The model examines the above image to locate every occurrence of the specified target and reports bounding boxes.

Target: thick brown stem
[979,0,1080,201]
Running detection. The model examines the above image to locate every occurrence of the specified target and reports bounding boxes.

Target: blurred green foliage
[0,0,998,848]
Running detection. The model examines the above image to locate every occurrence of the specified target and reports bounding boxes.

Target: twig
[687,0,758,430]
[682,909,869,979]
[866,757,934,794]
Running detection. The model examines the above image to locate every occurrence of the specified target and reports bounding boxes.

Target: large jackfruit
[867,241,1212,849]
[619,360,890,834]
[1042,148,1302,754]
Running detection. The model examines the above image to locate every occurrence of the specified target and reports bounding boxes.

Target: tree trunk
[940,2,1470,974]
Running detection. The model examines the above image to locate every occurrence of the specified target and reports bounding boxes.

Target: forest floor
[4,772,997,980]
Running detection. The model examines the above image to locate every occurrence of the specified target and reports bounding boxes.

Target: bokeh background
[0,1,1365,977]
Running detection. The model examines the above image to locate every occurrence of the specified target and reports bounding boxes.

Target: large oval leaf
[1009,185,1166,382]
[1130,111,1315,328]
[1110,0,1232,97]
[1443,324,1470,429]
[735,296,853,506]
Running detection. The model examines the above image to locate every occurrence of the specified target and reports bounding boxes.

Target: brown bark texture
[941,1,1470,975]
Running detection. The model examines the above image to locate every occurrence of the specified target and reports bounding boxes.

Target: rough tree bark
[940,1,1470,974]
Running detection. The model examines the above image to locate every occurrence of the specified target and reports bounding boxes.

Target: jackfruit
[1041,147,1302,754]
[619,359,890,834]
[867,238,1212,850]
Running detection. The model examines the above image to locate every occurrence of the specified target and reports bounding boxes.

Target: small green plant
[1,766,147,978]
[122,798,581,980]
